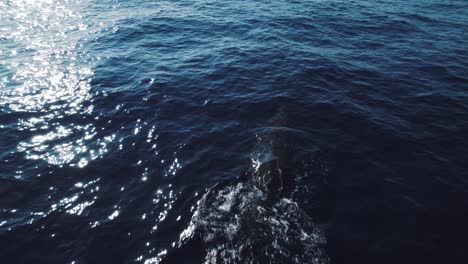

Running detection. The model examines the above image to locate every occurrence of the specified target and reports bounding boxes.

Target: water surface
[1,0,467,263]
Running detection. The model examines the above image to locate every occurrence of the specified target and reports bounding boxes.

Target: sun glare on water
[0,0,111,167]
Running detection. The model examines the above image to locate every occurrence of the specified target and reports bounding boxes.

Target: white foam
[179,179,329,264]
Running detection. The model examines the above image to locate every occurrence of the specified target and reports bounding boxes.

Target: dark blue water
[1,0,468,263]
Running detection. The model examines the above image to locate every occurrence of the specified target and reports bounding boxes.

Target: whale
[176,111,329,264]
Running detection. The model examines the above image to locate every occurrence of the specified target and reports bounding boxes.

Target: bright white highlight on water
[0,0,113,167]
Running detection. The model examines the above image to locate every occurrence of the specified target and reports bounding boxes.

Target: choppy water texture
[1,0,468,263]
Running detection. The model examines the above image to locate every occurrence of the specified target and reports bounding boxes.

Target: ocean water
[1,0,468,263]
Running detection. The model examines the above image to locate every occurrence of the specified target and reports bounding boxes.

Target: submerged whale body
[178,112,329,264]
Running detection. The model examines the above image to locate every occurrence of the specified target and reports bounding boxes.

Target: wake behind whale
[178,113,329,264]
